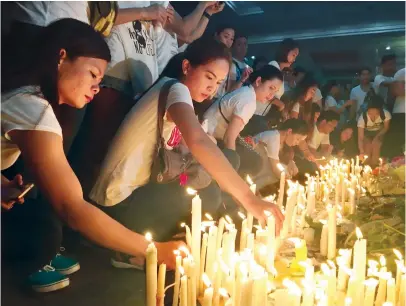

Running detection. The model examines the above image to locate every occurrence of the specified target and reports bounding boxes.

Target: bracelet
[203,11,211,19]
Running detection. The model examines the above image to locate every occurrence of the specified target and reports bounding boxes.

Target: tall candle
[191,193,202,292]
[348,188,355,215]
[188,261,197,306]
[240,219,248,251]
[320,221,328,257]
[157,263,166,306]
[206,225,218,281]
[246,176,255,232]
[277,163,286,208]
[386,277,396,304]
[199,232,208,295]
[216,217,225,251]
[181,223,192,248]
[203,287,213,306]
[266,213,275,271]
[327,204,337,260]
[246,233,254,251]
[240,277,253,306]
[301,281,314,306]
[146,233,157,306]
[353,227,366,283]
[306,191,316,216]
[393,249,404,299]
[399,273,405,306]
[180,275,188,306]
[376,272,391,306]
[363,278,379,306]
[172,255,182,306]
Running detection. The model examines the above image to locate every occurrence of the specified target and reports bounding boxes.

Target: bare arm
[358,127,365,154]
[115,5,168,26]
[269,158,282,180]
[223,115,245,150]
[168,103,284,228]
[176,15,209,44]
[9,130,184,263]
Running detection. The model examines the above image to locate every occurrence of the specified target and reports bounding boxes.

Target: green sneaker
[50,247,80,275]
[29,265,70,293]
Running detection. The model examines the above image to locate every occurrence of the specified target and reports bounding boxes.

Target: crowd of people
[1,1,405,295]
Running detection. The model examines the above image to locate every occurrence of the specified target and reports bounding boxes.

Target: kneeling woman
[90,38,284,266]
[252,119,309,195]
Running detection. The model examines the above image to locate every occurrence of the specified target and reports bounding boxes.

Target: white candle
[246,233,254,252]
[337,257,352,291]
[348,188,355,215]
[246,176,255,232]
[303,228,315,245]
[386,277,396,304]
[188,261,197,306]
[157,263,166,306]
[399,273,405,306]
[240,277,253,306]
[191,192,202,292]
[206,225,218,281]
[322,263,336,306]
[306,191,316,216]
[301,282,314,306]
[203,287,213,306]
[265,213,276,271]
[393,249,404,299]
[216,217,225,251]
[199,232,208,295]
[353,227,367,283]
[180,275,188,306]
[283,186,297,235]
[320,221,328,257]
[181,223,192,248]
[376,272,391,306]
[327,204,337,260]
[363,278,379,306]
[277,163,286,208]
[146,233,157,306]
[172,254,182,306]
[240,219,248,252]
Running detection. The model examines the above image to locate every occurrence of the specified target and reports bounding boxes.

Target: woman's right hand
[144,4,171,24]
[240,67,253,83]
[1,174,24,211]
[156,240,189,270]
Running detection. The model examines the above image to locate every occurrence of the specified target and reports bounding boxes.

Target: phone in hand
[7,183,35,201]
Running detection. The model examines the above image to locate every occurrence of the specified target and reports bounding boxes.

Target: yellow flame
[238,211,246,220]
[174,250,180,256]
[277,163,284,172]
[145,232,152,242]
[368,260,378,267]
[288,237,302,247]
[186,187,197,195]
[246,175,253,186]
[327,260,336,269]
[321,263,330,275]
[320,219,327,225]
[364,278,379,287]
[264,210,271,217]
[205,213,213,221]
[393,249,403,261]
[380,255,386,267]
[179,246,190,256]
[202,273,211,287]
[345,297,352,306]
[219,288,229,298]
[225,215,233,224]
[179,266,185,275]
[355,227,363,239]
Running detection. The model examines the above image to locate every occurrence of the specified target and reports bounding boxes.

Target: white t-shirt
[324,95,338,110]
[313,88,322,103]
[203,86,257,140]
[357,109,391,132]
[374,75,394,104]
[393,68,405,114]
[291,102,300,114]
[308,124,330,150]
[268,60,284,99]
[350,84,372,112]
[90,77,194,206]
[103,1,159,98]
[9,1,89,26]
[229,58,249,83]
[254,101,273,116]
[254,130,280,160]
[155,29,179,74]
[1,86,63,170]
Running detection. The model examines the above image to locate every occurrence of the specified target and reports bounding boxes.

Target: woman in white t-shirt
[90,38,284,267]
[322,80,354,113]
[203,65,283,150]
[252,119,309,193]
[357,95,391,167]
[1,19,149,292]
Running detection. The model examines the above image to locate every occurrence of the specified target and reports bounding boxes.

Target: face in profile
[216,28,235,49]
[254,77,283,102]
[341,128,353,142]
[182,58,230,102]
[285,131,307,147]
[58,50,107,108]
[287,48,299,65]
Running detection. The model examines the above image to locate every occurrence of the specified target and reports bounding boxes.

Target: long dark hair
[321,80,339,109]
[247,64,283,85]
[2,18,111,106]
[310,103,321,124]
[275,38,299,64]
[283,73,318,116]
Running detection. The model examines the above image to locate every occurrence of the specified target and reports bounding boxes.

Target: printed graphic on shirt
[166,126,182,149]
[128,21,156,57]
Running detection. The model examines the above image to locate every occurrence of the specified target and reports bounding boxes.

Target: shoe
[29,265,70,293]
[50,247,80,275]
[111,253,144,270]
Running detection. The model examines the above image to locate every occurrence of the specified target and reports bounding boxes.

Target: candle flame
[364,278,379,287]
[174,250,180,256]
[179,246,190,256]
[320,219,327,225]
[355,227,363,239]
[382,303,393,306]
[277,163,284,172]
[201,221,215,228]
[380,255,386,267]
[345,297,352,306]
[368,260,378,268]
[145,232,152,242]
[204,213,213,221]
[379,158,383,163]
[393,249,403,261]
[259,244,267,255]
[225,215,233,225]
[202,273,211,287]
[269,266,277,277]
[246,175,253,186]
[238,211,246,220]
[264,210,271,217]
[347,188,355,194]
[219,288,229,298]
[327,260,336,269]
[179,266,185,275]
[288,237,302,247]
[282,278,301,295]
[186,187,197,195]
[321,263,330,275]
[220,259,230,275]
[180,222,186,228]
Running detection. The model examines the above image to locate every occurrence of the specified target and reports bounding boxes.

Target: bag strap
[217,94,230,124]
[156,79,180,150]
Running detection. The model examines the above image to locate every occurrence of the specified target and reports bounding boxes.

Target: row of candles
[145,157,404,306]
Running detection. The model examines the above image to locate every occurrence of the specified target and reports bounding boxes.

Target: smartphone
[7,183,35,201]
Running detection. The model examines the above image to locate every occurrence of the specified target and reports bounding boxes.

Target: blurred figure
[350,67,373,117]
[253,55,268,71]
[374,54,397,108]
[228,33,253,92]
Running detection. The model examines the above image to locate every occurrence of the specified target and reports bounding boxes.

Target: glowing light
[355,227,363,239]
[327,260,336,269]
[225,215,233,225]
[219,288,229,298]
[179,246,190,256]
[246,175,253,186]
[238,212,246,220]
[205,213,213,221]
[380,255,386,267]
[179,266,185,275]
[393,249,403,261]
[320,219,327,225]
[364,278,379,287]
[174,250,180,256]
[277,163,284,172]
[186,187,197,195]
[202,273,211,287]
[145,232,152,242]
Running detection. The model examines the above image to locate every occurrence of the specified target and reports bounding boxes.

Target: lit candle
[346,275,357,302]
[348,188,355,215]
[202,274,213,306]
[206,225,218,281]
[356,156,359,167]
[238,212,248,252]
[376,271,391,306]
[246,176,255,232]
[181,222,192,248]
[188,188,202,293]
[386,277,396,305]
[145,233,157,306]
[172,252,182,306]
[301,280,314,306]
[188,261,197,306]
[283,185,298,235]
[306,190,316,216]
[327,204,337,260]
[282,278,302,306]
[199,232,208,295]
[337,250,352,291]
[240,277,253,306]
[216,217,225,251]
[393,249,403,299]
[180,273,188,306]
[399,273,405,306]
[246,233,254,251]
[157,263,166,306]
[265,211,275,271]
[363,278,379,306]
[320,220,328,257]
[277,163,286,208]
[353,227,366,284]
[379,158,383,175]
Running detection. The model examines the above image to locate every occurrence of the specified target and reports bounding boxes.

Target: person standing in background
[350,67,373,117]
[374,54,397,109]
[228,33,253,92]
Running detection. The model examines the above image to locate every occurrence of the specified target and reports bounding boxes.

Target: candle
[277,163,286,208]
[145,233,157,306]
[393,249,404,299]
[190,190,202,292]
[306,190,316,215]
[246,176,255,232]
[181,223,192,248]
[246,233,254,251]
[386,277,396,304]
[188,261,197,306]
[363,278,379,306]
[303,228,315,245]
[327,204,337,260]
[240,277,253,306]
[265,212,275,271]
[337,256,352,291]
[238,212,248,252]
[172,253,182,306]
[203,287,214,306]
[356,156,359,167]
[283,186,298,235]
[199,232,208,295]
[346,275,357,302]
[376,272,391,306]
[216,217,225,251]
[157,263,166,306]
[206,225,218,281]
[379,158,383,175]
[282,278,302,306]
[320,220,328,257]
[348,188,355,215]
[180,274,188,306]
[302,281,314,306]
[399,273,405,306]
[353,227,367,283]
